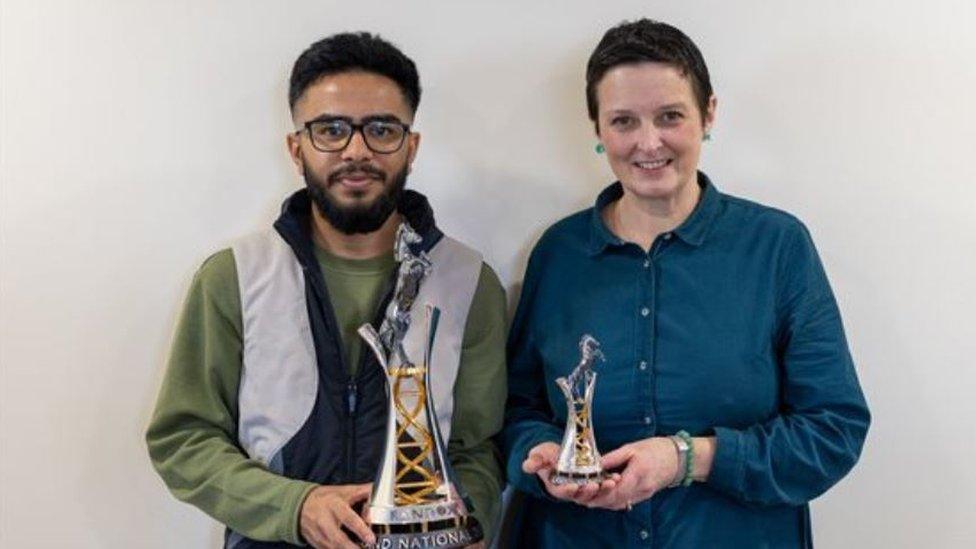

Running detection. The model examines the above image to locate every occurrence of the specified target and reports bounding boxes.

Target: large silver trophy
[357,223,482,549]
[551,335,609,485]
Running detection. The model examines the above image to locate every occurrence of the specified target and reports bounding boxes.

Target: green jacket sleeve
[145,249,316,544]
[447,263,508,543]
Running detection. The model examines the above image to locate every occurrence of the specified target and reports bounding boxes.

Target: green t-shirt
[146,246,507,545]
[314,246,396,376]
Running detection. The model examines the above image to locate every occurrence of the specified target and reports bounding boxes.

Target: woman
[502,19,870,547]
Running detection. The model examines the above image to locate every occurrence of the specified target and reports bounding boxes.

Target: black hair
[585,19,712,131]
[289,32,421,113]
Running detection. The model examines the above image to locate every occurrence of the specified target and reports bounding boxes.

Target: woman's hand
[585,437,680,510]
[522,441,619,505]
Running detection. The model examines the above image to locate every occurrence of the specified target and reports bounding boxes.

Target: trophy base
[550,469,610,486]
[364,516,483,549]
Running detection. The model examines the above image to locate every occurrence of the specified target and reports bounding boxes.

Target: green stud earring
[703,131,712,142]
[595,143,605,154]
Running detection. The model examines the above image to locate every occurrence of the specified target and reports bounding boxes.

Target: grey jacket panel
[232,231,318,466]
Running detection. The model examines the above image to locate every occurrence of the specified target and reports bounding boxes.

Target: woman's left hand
[585,437,680,510]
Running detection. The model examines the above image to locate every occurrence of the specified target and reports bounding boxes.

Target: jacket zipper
[302,262,360,483]
[345,379,358,480]
[345,273,398,481]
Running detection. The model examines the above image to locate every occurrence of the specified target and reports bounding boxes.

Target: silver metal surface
[358,222,482,546]
[551,334,609,486]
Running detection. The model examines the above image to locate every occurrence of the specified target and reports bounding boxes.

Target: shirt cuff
[705,426,746,500]
[507,430,562,501]
[286,481,320,546]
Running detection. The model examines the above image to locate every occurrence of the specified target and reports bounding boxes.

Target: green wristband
[676,430,694,486]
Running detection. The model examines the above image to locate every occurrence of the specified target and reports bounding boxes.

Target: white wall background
[2,1,974,547]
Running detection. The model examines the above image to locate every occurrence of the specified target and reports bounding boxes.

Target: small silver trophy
[357,223,482,549]
[551,334,609,486]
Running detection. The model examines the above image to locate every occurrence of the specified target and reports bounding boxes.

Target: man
[146,32,506,549]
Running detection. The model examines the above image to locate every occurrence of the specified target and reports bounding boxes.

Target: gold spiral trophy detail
[358,223,483,549]
[551,335,610,485]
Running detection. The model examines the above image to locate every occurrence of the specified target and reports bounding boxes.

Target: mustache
[327,163,387,185]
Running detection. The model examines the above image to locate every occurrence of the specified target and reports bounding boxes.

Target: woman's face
[595,62,715,202]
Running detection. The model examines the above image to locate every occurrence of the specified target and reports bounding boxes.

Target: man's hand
[300,484,375,549]
[585,437,679,510]
[522,441,618,505]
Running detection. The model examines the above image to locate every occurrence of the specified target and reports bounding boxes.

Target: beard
[303,159,407,235]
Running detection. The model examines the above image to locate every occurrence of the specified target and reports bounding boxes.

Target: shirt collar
[587,171,722,256]
[587,183,626,255]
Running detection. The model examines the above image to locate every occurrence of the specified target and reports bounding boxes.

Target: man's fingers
[348,484,372,504]
[337,504,376,545]
[321,519,357,549]
[359,496,371,521]
[300,505,333,549]
[303,528,327,549]
[300,485,377,548]
[306,516,337,549]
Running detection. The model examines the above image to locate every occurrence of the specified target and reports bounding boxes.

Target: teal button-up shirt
[502,173,870,548]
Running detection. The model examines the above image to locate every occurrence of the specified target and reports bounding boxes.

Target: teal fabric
[502,172,870,548]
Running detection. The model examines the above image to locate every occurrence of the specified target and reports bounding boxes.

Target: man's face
[287,71,420,234]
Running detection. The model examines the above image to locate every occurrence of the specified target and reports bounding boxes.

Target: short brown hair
[585,19,713,131]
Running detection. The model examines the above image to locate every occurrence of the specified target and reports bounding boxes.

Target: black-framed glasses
[296,117,411,154]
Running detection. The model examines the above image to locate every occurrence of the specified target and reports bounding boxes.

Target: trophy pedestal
[366,517,482,549]
[550,469,610,486]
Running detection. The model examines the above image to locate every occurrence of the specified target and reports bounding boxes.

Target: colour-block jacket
[147,189,506,548]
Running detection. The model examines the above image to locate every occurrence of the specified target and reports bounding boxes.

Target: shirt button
[640,307,650,317]
[643,259,651,268]
[644,416,652,425]
[638,361,647,371]
[639,529,649,540]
